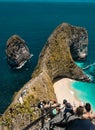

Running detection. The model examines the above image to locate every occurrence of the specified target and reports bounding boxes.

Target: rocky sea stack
[6,35,32,69]
[1,23,91,130]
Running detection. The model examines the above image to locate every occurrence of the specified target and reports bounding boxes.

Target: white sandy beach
[53,78,83,108]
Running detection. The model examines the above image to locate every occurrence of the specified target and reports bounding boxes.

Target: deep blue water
[0,2,95,113]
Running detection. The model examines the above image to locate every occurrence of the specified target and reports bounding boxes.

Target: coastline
[71,80,95,113]
[53,78,83,108]
[16,54,33,69]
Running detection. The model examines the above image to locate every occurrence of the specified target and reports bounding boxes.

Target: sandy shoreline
[53,78,83,108]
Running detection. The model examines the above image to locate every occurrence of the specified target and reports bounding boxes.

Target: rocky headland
[6,35,32,69]
[1,23,90,130]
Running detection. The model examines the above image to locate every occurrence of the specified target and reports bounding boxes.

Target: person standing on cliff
[63,99,74,121]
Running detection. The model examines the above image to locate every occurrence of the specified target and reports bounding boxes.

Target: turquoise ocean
[0,2,95,114]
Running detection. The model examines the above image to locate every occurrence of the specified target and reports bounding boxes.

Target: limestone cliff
[32,23,89,81]
[1,23,90,130]
[6,35,32,69]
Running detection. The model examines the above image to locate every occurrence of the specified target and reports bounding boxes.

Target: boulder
[6,35,32,69]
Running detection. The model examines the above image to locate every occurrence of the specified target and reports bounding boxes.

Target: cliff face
[6,35,32,69]
[1,23,90,129]
[32,23,89,81]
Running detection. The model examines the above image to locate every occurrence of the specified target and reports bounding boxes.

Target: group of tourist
[38,99,60,118]
[63,99,95,121]
[54,99,95,130]
[38,99,95,130]
[37,99,60,129]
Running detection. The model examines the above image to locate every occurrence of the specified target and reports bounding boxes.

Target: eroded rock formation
[32,23,89,81]
[6,35,32,69]
[2,23,90,130]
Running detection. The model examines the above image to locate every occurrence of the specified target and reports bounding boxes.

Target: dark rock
[69,24,88,61]
[6,35,32,69]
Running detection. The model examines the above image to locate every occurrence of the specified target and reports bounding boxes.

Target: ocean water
[0,2,95,114]
[71,81,95,111]
[71,61,95,112]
